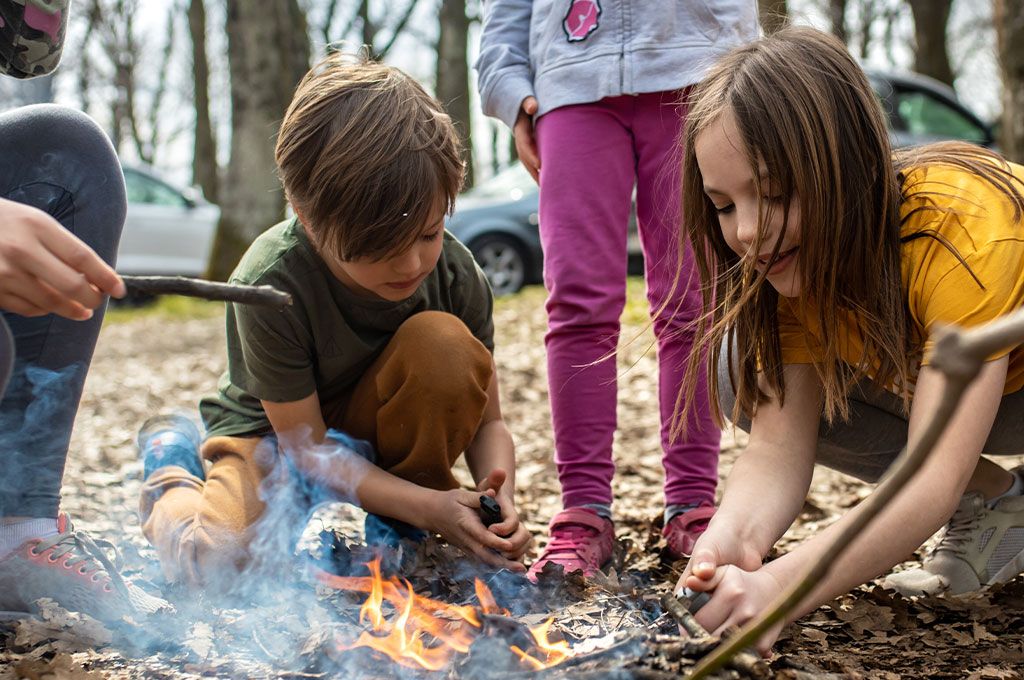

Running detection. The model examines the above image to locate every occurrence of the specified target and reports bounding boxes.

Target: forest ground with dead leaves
[1,281,1023,679]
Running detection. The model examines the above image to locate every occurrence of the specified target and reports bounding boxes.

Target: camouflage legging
[0,0,70,79]
[0,104,125,517]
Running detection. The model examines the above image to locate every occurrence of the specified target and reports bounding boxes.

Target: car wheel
[470,234,529,297]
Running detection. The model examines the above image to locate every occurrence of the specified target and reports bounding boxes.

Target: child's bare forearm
[287,438,439,530]
[465,419,516,493]
[353,464,440,529]
[716,442,813,557]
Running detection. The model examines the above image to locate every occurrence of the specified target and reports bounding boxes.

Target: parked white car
[117,164,219,277]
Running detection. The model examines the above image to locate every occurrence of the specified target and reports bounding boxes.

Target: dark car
[450,70,996,296]
[866,69,996,149]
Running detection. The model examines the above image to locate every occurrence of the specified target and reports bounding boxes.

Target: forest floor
[1,281,1022,679]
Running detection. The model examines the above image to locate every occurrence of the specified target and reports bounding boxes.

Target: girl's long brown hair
[676,26,1024,435]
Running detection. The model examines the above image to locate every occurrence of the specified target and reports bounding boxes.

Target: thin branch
[687,305,1024,679]
[146,2,179,164]
[660,593,767,679]
[320,0,341,45]
[376,0,420,58]
[122,276,293,309]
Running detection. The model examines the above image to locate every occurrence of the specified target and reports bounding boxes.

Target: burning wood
[316,558,573,672]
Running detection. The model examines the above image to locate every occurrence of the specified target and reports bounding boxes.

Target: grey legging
[718,347,1024,483]
[0,104,125,517]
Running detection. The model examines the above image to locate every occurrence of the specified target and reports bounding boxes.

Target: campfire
[316,558,573,672]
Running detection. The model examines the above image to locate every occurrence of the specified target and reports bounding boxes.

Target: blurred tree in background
[6,0,1015,277]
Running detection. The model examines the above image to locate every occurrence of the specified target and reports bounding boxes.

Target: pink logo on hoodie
[563,0,601,42]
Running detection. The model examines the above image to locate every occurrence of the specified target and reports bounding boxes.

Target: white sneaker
[884,490,1024,597]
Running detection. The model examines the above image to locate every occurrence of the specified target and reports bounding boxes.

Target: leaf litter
[0,291,1020,678]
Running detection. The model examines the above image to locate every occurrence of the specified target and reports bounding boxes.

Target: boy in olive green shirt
[138,54,532,586]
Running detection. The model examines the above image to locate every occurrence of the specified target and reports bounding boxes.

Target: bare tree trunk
[436,0,474,189]
[908,0,955,87]
[207,0,310,280]
[360,0,375,56]
[189,0,219,203]
[758,0,788,34]
[829,0,848,44]
[144,4,178,165]
[996,0,1024,163]
[857,0,881,60]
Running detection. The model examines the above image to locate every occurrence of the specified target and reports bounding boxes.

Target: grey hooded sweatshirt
[476,0,760,128]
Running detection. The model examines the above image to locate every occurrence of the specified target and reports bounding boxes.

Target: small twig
[660,592,706,639]
[688,308,1024,679]
[661,593,767,678]
[121,275,293,309]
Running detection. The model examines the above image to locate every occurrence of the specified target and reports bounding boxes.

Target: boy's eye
[421,230,442,242]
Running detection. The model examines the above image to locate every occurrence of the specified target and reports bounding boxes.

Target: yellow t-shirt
[778,161,1024,395]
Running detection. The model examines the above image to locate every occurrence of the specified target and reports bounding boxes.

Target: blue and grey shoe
[138,414,205,481]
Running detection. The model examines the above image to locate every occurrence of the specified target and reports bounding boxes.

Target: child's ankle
[987,469,1024,508]
[577,503,612,520]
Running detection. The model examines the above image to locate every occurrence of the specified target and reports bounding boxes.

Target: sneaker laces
[931,504,982,559]
[31,525,132,602]
[544,524,600,557]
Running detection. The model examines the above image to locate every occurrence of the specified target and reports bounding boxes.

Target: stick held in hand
[121,275,292,309]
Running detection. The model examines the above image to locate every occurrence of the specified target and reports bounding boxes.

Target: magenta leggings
[535,90,719,509]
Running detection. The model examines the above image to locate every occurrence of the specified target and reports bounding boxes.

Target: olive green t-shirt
[199,218,495,437]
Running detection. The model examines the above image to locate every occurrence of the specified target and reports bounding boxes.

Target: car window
[893,88,988,143]
[124,169,187,207]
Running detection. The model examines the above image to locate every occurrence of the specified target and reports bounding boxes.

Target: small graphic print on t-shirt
[563,0,600,42]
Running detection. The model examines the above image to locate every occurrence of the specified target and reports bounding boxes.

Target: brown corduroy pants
[139,311,493,585]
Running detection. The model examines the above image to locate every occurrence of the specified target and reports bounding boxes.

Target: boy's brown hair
[275,52,464,262]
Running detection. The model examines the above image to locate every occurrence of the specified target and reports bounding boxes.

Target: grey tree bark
[908,0,955,88]
[436,0,475,188]
[207,0,310,280]
[188,0,219,204]
[996,0,1024,163]
[829,0,848,45]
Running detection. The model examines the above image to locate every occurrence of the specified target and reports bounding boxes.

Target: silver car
[118,164,219,278]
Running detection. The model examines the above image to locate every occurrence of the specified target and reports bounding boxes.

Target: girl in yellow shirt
[675,26,1024,654]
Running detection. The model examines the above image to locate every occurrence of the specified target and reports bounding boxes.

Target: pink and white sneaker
[663,503,716,559]
[527,508,614,582]
[0,513,171,623]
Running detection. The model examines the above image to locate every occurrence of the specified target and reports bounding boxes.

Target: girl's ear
[292,203,307,226]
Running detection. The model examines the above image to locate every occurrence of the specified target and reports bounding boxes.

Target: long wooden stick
[121,275,292,309]
[687,307,1024,679]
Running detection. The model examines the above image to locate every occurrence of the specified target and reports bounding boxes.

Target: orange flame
[509,617,574,670]
[321,559,573,671]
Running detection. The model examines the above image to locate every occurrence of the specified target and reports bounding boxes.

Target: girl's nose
[735,209,758,248]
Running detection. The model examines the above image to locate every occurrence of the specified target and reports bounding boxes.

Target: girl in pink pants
[476,0,758,579]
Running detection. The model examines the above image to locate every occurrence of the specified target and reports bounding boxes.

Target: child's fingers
[476,468,506,494]
[466,539,525,572]
[502,527,533,560]
[685,565,728,593]
[689,548,719,580]
[460,510,514,553]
